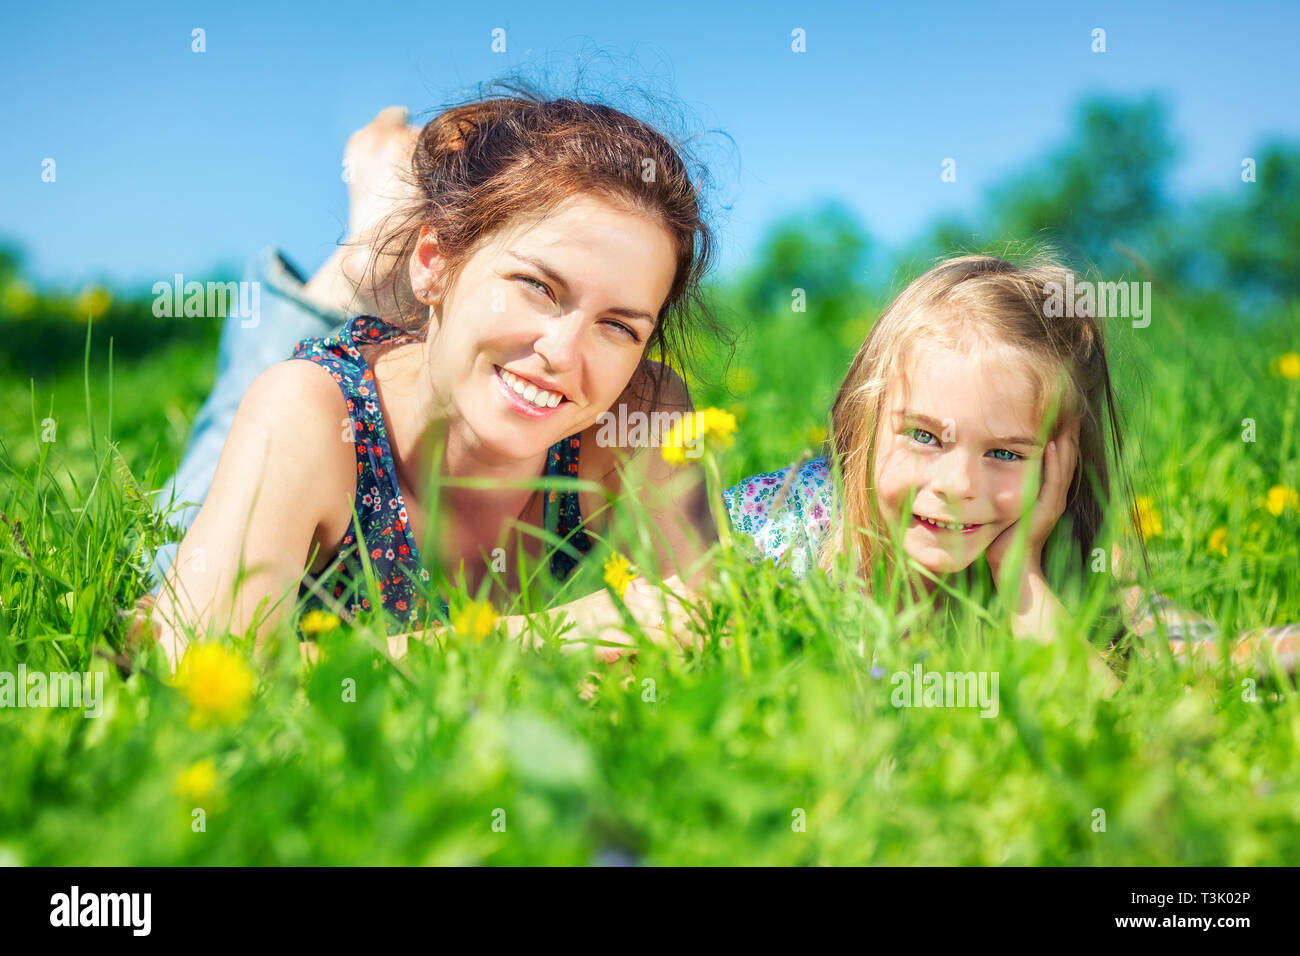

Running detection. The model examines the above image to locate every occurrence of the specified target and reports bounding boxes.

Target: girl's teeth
[921,516,975,531]
[500,367,561,409]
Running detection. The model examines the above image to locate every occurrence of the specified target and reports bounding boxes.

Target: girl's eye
[603,319,640,343]
[905,428,937,446]
[989,449,1022,462]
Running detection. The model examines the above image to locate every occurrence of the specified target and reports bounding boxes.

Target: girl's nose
[534,312,585,373]
[930,448,977,501]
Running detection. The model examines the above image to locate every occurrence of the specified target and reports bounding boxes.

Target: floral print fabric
[724,456,834,578]
[289,314,591,630]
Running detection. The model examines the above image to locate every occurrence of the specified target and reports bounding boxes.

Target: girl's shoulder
[724,457,834,576]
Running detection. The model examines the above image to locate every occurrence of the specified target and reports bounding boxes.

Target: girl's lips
[493,365,566,420]
[912,514,985,535]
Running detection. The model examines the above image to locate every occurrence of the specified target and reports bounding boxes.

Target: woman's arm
[565,361,718,652]
[149,360,353,672]
[365,365,716,668]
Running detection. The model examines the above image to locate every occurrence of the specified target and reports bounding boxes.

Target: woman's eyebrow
[507,250,658,326]
[509,251,570,293]
[900,409,1037,446]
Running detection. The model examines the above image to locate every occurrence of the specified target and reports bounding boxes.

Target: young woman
[141,94,723,671]
[724,253,1300,678]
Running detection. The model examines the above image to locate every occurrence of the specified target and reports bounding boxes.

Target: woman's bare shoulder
[223,358,357,503]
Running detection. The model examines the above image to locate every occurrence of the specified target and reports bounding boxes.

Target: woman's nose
[534,312,584,373]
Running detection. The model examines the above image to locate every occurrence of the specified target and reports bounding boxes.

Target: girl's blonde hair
[821,252,1140,580]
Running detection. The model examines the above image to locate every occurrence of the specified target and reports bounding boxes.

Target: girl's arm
[985,427,1122,692]
[985,430,1079,644]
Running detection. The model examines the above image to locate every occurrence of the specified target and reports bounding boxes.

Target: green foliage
[0,245,221,378]
[734,200,872,333]
[0,277,1296,865]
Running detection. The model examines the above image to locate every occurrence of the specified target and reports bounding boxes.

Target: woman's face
[871,340,1047,575]
[410,193,678,461]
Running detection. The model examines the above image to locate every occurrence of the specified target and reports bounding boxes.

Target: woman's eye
[905,428,937,445]
[515,275,552,298]
[989,448,1021,462]
[603,319,640,342]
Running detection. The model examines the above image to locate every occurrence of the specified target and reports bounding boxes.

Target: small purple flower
[870,664,886,680]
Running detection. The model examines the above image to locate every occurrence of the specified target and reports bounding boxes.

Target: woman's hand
[985,420,1080,586]
[546,574,702,664]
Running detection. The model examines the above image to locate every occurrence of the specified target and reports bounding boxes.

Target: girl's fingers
[1030,439,1069,542]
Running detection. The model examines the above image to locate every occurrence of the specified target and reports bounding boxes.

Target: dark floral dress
[289,314,592,632]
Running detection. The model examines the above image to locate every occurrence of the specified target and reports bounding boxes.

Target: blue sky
[2,0,1297,290]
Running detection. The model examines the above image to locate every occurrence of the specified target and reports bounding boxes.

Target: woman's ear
[409,224,446,306]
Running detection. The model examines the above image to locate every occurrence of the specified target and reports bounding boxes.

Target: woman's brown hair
[355,79,725,408]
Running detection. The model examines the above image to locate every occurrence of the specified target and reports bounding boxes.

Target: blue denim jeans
[149,247,351,591]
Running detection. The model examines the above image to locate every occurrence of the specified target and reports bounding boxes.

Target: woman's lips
[913,514,984,535]
[493,365,565,419]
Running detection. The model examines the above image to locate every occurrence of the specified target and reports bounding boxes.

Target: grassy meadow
[1,272,1298,865]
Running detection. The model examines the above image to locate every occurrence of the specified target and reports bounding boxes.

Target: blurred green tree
[1198,143,1300,302]
[987,95,1178,275]
[735,200,872,329]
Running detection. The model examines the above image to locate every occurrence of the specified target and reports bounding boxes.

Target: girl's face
[411,194,677,462]
[871,340,1047,575]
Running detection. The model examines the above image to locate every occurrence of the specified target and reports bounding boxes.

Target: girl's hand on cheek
[985,421,1080,587]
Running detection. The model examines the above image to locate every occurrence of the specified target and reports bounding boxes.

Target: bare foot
[302,106,422,318]
[342,105,422,243]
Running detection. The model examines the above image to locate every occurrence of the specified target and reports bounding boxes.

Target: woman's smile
[493,364,570,418]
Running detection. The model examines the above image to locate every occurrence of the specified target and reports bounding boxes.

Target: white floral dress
[723,457,834,578]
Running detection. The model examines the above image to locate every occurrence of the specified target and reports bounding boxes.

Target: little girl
[725,253,1299,675]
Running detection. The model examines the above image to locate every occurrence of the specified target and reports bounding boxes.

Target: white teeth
[920,516,975,531]
[499,367,563,409]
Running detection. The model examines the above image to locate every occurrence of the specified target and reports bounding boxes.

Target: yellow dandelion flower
[173,643,255,728]
[1273,352,1300,380]
[807,425,828,445]
[450,600,498,642]
[603,552,637,599]
[661,407,738,466]
[299,609,341,636]
[1133,495,1162,539]
[1207,527,1227,557]
[1,280,36,316]
[699,407,738,443]
[1264,485,1299,517]
[74,285,113,321]
[174,759,217,802]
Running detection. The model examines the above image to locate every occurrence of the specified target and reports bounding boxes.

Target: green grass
[0,291,1298,865]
